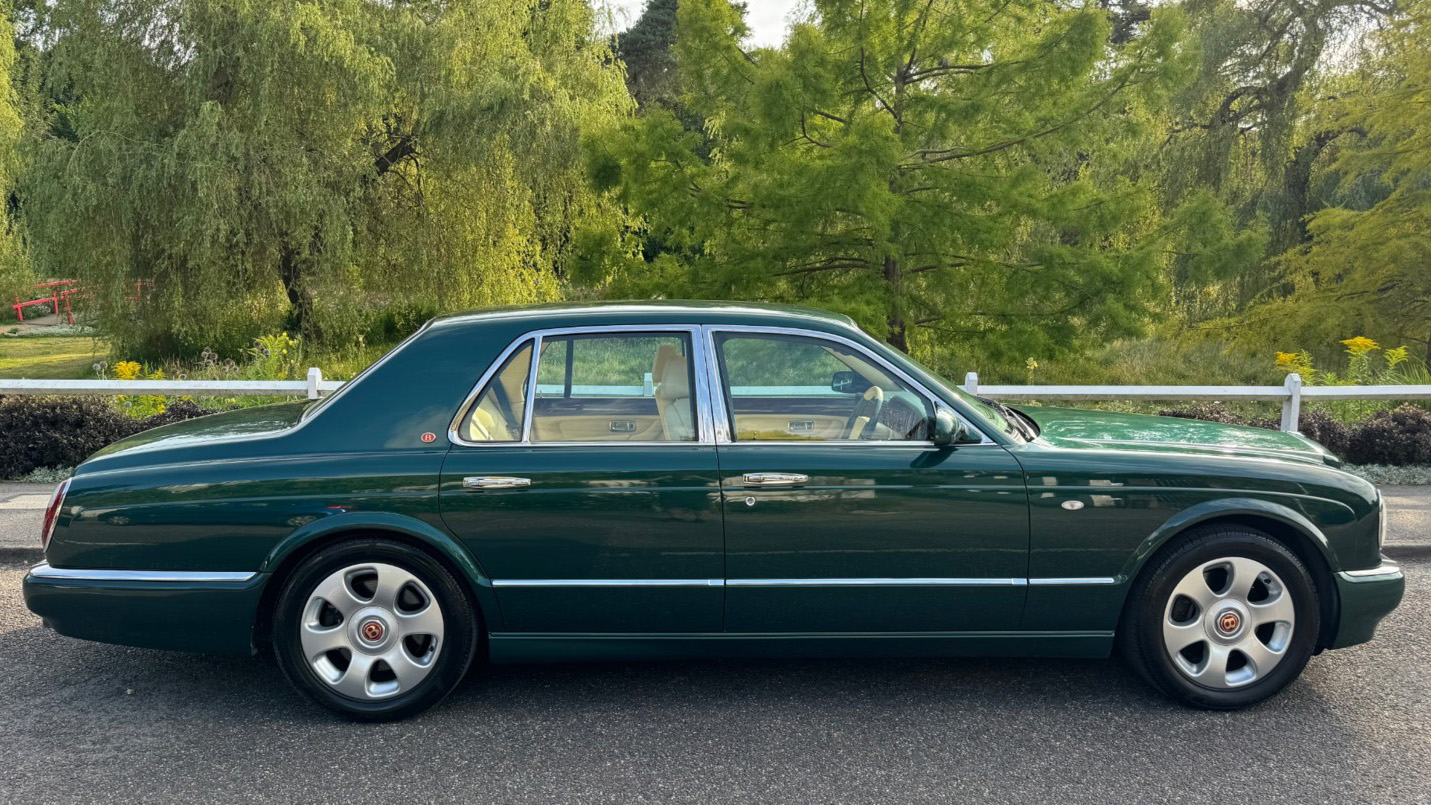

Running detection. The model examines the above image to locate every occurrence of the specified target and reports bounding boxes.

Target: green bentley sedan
[25,302,1404,719]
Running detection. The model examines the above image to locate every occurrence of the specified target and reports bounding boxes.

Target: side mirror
[931,408,968,447]
[830,370,872,394]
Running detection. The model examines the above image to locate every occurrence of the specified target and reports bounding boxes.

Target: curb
[0,547,40,565]
[1384,544,1431,562]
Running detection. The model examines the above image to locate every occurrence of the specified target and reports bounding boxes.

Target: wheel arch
[251,512,501,651]
[1119,499,1340,650]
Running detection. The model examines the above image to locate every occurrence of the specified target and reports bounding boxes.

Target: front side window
[715,333,933,442]
[530,333,698,442]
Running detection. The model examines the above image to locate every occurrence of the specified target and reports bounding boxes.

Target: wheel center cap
[360,619,385,642]
[1216,610,1241,635]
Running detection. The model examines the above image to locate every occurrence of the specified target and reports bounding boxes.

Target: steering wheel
[844,385,885,440]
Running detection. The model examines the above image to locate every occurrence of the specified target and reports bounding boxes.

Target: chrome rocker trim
[28,562,257,584]
[1340,561,1402,580]
[491,576,1121,588]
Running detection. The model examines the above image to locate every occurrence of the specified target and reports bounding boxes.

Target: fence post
[306,367,323,400]
[962,371,979,395]
[1279,373,1302,432]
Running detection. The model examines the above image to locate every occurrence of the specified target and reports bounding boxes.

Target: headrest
[655,348,689,401]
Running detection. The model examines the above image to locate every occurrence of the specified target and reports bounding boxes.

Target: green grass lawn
[0,335,109,378]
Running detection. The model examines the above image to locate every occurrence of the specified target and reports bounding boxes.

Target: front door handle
[463,476,531,490]
[741,472,808,487]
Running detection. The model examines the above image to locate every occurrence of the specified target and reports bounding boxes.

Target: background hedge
[0,398,213,478]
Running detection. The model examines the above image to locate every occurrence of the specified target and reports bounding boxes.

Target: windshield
[895,352,1020,439]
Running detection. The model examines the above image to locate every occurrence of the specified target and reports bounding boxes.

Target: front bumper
[23,562,266,655]
[1330,559,1405,649]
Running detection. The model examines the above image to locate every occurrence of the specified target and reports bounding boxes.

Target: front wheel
[1121,527,1320,710]
[272,538,479,721]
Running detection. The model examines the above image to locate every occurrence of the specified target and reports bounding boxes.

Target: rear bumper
[23,563,265,655]
[1330,559,1405,649]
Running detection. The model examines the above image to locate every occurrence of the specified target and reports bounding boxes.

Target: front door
[708,329,1030,633]
[440,326,724,634]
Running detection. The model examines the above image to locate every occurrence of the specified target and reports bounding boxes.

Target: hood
[84,401,311,466]
[1019,406,1340,467]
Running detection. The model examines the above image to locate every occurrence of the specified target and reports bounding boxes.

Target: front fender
[259,510,502,629]
[1121,496,1343,582]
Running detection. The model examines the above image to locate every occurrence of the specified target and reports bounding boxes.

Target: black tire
[272,538,479,721]
[1120,526,1320,710]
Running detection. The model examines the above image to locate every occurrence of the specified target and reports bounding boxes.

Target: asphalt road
[0,558,1427,804]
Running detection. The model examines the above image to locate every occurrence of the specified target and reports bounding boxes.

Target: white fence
[3,369,1431,433]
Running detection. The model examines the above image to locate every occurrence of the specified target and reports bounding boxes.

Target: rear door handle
[463,476,531,490]
[741,472,808,487]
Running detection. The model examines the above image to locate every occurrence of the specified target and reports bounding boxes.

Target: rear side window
[460,341,533,442]
[530,333,697,442]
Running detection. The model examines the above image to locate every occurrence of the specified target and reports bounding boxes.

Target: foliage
[1272,336,1429,420]
[590,0,1217,365]
[19,0,632,358]
[1345,406,1431,466]
[0,395,211,478]
[1233,0,1431,358]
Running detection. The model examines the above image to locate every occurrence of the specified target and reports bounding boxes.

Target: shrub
[1157,402,1247,424]
[1296,409,1352,457]
[1345,406,1431,466]
[0,397,215,478]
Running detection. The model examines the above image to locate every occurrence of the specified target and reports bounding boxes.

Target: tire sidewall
[273,539,478,721]
[1129,531,1320,709]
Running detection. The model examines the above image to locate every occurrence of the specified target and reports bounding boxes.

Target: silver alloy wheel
[299,562,445,700]
[1162,556,1296,689]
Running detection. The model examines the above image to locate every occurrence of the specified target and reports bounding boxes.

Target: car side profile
[24,302,1405,720]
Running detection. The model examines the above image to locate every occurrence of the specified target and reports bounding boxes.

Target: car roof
[428,300,861,332]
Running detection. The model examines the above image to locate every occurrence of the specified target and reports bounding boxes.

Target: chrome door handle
[741,472,808,487]
[462,476,531,490]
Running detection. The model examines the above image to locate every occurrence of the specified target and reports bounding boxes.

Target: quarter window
[715,333,933,442]
[460,340,533,442]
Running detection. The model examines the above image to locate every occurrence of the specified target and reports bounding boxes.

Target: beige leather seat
[652,345,693,441]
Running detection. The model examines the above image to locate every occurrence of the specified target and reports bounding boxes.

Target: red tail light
[40,478,71,552]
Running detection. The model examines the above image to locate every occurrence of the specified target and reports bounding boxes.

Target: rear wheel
[1121,527,1319,709]
[272,538,478,720]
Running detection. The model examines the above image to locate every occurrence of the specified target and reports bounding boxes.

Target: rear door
[439,325,724,634]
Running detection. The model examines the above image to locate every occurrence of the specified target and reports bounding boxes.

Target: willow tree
[22,0,631,356]
[590,0,1190,363]
[0,3,26,300]
[1252,0,1431,359]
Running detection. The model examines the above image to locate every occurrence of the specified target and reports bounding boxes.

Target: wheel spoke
[1225,557,1270,602]
[1193,644,1233,689]
[371,565,422,612]
[386,649,433,690]
[1249,592,1295,626]
[1170,569,1218,612]
[300,623,350,659]
[332,653,376,699]
[309,572,366,617]
[395,603,444,639]
[1238,636,1283,676]
[1162,618,1203,654]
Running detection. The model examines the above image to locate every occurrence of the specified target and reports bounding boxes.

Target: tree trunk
[883,255,907,352]
[279,242,318,341]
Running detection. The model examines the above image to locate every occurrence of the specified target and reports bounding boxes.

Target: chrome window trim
[447,324,714,448]
[28,562,257,584]
[700,324,994,446]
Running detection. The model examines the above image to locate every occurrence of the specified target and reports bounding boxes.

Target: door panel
[719,444,1030,632]
[440,446,723,632]
[442,326,722,633]
[708,328,1031,634]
